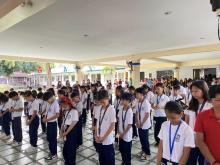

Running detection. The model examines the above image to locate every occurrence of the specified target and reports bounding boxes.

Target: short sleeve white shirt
[63,109,78,126]
[11,98,23,118]
[45,100,60,122]
[76,101,83,114]
[152,94,170,117]
[28,99,39,116]
[158,121,195,163]
[118,107,133,142]
[96,105,116,145]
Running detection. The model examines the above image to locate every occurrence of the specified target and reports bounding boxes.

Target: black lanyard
[116,99,121,110]
[63,110,71,129]
[98,104,110,136]
[122,108,128,131]
[138,101,143,125]
[196,101,206,116]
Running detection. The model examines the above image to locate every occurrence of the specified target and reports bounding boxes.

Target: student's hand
[26,120,31,126]
[43,117,48,123]
[9,108,14,112]
[119,133,124,139]
[62,132,67,138]
[155,104,160,109]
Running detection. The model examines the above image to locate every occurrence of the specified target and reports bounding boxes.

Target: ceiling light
[164,11,172,15]
[200,37,205,40]
[83,34,89,37]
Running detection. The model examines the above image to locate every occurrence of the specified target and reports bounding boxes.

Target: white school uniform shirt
[169,94,183,101]
[63,109,78,126]
[186,87,192,104]
[96,105,116,145]
[118,107,133,142]
[158,121,195,163]
[28,99,39,116]
[93,105,102,120]
[180,86,187,96]
[11,98,23,118]
[130,98,137,113]
[40,100,47,116]
[146,91,155,104]
[75,101,83,114]
[135,99,151,129]
[152,94,170,117]
[113,98,123,111]
[184,101,212,130]
[1,101,11,112]
[45,100,60,122]
[81,92,88,109]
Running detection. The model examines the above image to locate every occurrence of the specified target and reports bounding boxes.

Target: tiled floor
[0,117,158,165]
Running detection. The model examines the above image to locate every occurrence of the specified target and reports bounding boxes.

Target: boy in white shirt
[95,89,116,165]
[43,91,60,161]
[25,90,40,154]
[118,92,133,165]
[157,101,195,165]
[169,85,183,102]
[135,87,152,160]
[8,91,24,146]
[80,86,88,124]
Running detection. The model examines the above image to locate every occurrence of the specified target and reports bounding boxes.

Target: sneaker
[2,135,11,140]
[136,151,144,157]
[45,154,58,161]
[25,146,37,154]
[12,142,22,147]
[6,140,16,145]
[0,133,6,139]
[140,153,150,161]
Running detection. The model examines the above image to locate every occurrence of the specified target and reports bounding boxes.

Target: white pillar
[46,63,52,87]
[131,60,141,88]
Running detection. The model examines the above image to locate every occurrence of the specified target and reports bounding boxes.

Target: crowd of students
[0,78,219,165]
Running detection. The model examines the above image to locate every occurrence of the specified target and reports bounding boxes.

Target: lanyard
[157,95,162,105]
[196,101,206,116]
[138,101,143,125]
[46,104,52,117]
[169,121,182,160]
[122,108,128,131]
[63,110,71,130]
[98,104,110,136]
[116,99,121,110]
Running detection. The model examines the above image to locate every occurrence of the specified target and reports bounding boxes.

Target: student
[152,83,170,146]
[185,80,212,165]
[80,86,88,124]
[8,91,23,146]
[57,89,66,134]
[195,85,220,164]
[118,92,133,165]
[157,101,195,165]
[43,91,60,160]
[24,90,39,154]
[169,85,183,101]
[113,86,124,143]
[37,92,47,137]
[95,89,116,165]
[0,94,11,140]
[135,87,151,160]
[186,79,193,105]
[128,86,138,139]
[71,90,83,148]
[60,96,78,165]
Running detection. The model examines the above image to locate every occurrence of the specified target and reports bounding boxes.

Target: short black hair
[70,90,80,98]
[155,82,164,88]
[142,84,151,91]
[128,86,135,91]
[25,90,35,98]
[173,85,180,91]
[8,91,18,98]
[37,87,42,92]
[0,93,9,103]
[47,88,55,96]
[121,92,132,102]
[43,91,54,101]
[57,89,65,95]
[32,90,38,98]
[135,87,145,95]
[209,85,220,99]
[98,90,109,100]
[37,92,44,99]
[165,101,183,114]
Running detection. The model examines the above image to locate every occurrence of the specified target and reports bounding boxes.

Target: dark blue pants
[97,143,115,165]
[76,115,83,147]
[63,126,77,165]
[40,115,46,133]
[82,108,87,124]
[154,117,167,144]
[29,116,39,147]
[132,114,138,137]
[162,158,178,165]
[119,139,132,165]
[12,117,22,142]
[186,147,204,165]
[47,122,57,155]
[138,128,151,155]
[2,111,11,136]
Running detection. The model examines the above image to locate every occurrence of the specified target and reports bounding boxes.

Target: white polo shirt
[169,95,183,101]
[96,105,116,145]
[93,105,102,120]
[75,101,83,114]
[28,99,39,116]
[45,100,60,122]
[40,100,47,116]
[118,107,133,142]
[158,121,195,163]
[11,98,23,118]
[135,99,151,129]
[184,101,212,130]
[1,101,11,112]
[152,94,170,117]
[63,109,78,126]
[146,91,155,104]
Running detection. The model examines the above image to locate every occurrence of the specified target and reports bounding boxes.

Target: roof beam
[180,58,220,67]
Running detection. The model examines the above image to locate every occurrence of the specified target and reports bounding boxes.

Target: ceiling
[0,0,218,63]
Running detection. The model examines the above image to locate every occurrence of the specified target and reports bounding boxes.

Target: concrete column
[46,63,52,87]
[75,64,82,84]
[131,60,141,88]
[174,67,180,80]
